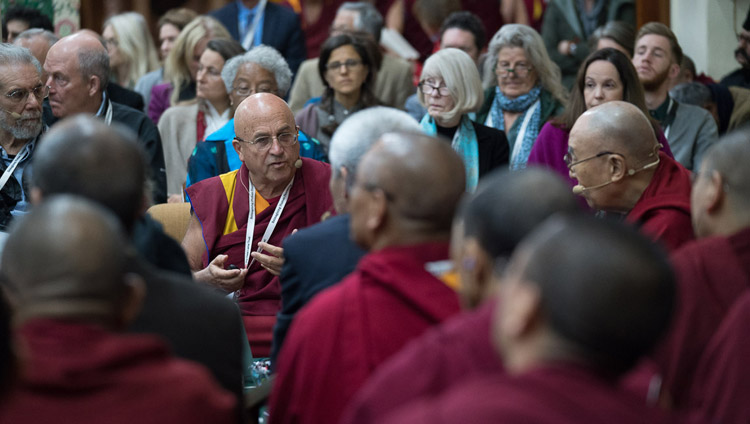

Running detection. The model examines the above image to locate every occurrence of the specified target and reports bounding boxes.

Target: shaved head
[574,101,658,157]
[500,214,675,376]
[1,196,131,323]
[701,128,750,210]
[32,115,147,232]
[351,132,466,249]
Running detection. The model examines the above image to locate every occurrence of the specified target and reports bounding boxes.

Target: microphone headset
[294,158,303,169]
[572,147,662,196]
[1,109,22,120]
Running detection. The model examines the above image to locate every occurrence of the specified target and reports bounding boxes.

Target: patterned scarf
[420,114,479,191]
[490,85,542,170]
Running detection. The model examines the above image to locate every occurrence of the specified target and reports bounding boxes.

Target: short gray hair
[669,82,711,107]
[483,24,567,104]
[0,43,42,77]
[221,45,293,97]
[419,48,483,123]
[15,28,58,47]
[329,106,420,190]
[338,2,383,42]
[78,47,110,92]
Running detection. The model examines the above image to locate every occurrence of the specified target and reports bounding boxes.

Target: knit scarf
[420,114,479,191]
[490,85,542,170]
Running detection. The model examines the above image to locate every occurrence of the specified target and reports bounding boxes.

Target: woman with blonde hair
[476,24,566,170]
[419,48,508,191]
[103,12,160,89]
[148,16,231,123]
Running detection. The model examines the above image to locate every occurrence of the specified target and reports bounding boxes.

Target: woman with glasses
[418,48,509,191]
[158,38,245,203]
[102,12,160,90]
[185,45,325,189]
[476,24,567,170]
[295,33,380,153]
[527,47,673,205]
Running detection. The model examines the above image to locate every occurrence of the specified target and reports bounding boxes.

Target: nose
[268,137,284,155]
[594,86,603,99]
[45,76,55,93]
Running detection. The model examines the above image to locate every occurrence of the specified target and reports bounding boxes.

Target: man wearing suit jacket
[209,0,305,75]
[270,107,421,365]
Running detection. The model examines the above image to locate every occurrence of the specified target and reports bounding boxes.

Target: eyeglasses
[104,38,118,48]
[197,64,222,77]
[325,59,363,72]
[495,63,533,78]
[737,33,750,44]
[235,129,299,150]
[564,150,620,169]
[418,81,450,97]
[3,85,49,104]
[232,85,276,97]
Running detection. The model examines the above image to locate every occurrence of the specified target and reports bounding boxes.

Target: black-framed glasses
[235,128,299,151]
[4,85,49,104]
[564,150,620,169]
[737,33,750,44]
[325,59,363,72]
[495,62,533,78]
[418,81,450,97]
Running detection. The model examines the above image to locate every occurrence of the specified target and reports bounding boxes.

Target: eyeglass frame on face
[564,149,622,170]
[234,126,300,151]
[232,85,276,97]
[197,63,222,78]
[325,59,363,72]
[495,62,533,78]
[418,80,451,97]
[737,33,750,44]
[3,84,50,105]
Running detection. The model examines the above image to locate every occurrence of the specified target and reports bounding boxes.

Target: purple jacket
[148,83,174,124]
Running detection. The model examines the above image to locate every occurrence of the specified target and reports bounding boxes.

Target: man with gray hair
[288,2,413,113]
[13,28,57,77]
[0,43,45,230]
[42,32,167,203]
[270,106,420,364]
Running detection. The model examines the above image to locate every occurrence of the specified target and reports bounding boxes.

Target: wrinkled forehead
[236,99,295,135]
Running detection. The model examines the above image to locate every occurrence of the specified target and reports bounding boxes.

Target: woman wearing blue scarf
[419,49,509,192]
[477,25,567,170]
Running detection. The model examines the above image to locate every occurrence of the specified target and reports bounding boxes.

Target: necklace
[239,170,250,194]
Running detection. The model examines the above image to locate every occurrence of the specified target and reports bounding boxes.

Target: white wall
[671,0,750,80]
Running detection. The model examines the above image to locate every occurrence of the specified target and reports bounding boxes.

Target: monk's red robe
[186,158,332,357]
[378,363,683,424]
[268,242,461,424]
[651,227,750,408]
[0,319,236,424]
[342,300,501,424]
[626,152,693,252]
[689,291,750,424]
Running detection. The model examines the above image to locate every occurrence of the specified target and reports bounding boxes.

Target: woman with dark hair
[528,47,673,191]
[158,38,245,202]
[295,33,381,153]
[589,21,635,58]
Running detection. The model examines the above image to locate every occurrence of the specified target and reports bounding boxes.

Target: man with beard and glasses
[0,44,46,230]
[721,8,750,89]
[633,22,717,171]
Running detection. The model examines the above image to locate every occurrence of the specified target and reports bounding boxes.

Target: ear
[30,186,43,205]
[87,75,102,98]
[339,166,350,201]
[365,189,388,234]
[705,170,726,213]
[608,154,627,182]
[668,62,681,80]
[116,273,146,330]
[459,239,494,309]
[499,278,542,341]
[232,139,244,162]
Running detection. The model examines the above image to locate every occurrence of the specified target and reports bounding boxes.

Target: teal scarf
[421,114,479,191]
[490,85,542,170]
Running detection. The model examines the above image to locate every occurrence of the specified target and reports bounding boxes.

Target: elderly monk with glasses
[183,93,332,357]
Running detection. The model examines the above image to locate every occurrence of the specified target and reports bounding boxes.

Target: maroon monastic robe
[652,227,750,407]
[0,319,236,424]
[378,363,682,424]
[186,158,332,356]
[342,300,502,424]
[689,291,750,424]
[268,242,461,424]
[626,152,693,252]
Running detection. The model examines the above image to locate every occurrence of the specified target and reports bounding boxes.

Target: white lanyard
[242,0,267,50]
[510,99,540,164]
[0,147,29,193]
[663,98,675,140]
[243,173,294,268]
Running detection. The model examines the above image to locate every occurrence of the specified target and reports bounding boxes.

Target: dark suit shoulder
[472,120,510,175]
[208,3,240,40]
[107,83,144,111]
[284,213,350,251]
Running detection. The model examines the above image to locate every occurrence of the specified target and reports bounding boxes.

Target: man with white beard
[632,22,717,171]
[0,44,45,229]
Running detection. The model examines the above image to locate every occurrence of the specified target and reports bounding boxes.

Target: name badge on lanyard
[244,175,294,268]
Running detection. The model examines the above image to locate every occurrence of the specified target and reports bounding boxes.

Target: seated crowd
[0,2,748,423]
